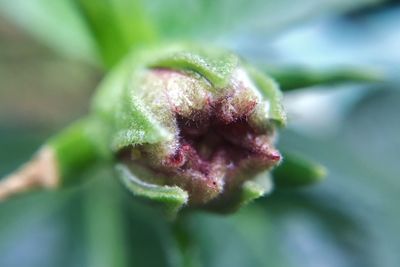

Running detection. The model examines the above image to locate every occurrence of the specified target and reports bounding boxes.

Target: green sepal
[273,152,327,188]
[246,65,287,126]
[148,44,239,88]
[240,173,274,207]
[265,65,383,91]
[116,164,188,218]
[48,117,104,186]
[210,173,274,214]
[92,59,172,152]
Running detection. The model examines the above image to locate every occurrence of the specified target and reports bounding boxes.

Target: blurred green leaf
[273,152,326,187]
[265,65,384,91]
[0,0,97,63]
[74,0,157,67]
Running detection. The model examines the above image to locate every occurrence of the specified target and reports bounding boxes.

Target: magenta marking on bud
[266,150,282,162]
[166,148,186,168]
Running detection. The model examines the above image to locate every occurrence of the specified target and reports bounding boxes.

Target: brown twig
[0,147,59,201]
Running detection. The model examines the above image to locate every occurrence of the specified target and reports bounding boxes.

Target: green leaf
[0,0,157,68]
[265,65,384,91]
[273,152,326,187]
[116,164,188,218]
[74,0,157,68]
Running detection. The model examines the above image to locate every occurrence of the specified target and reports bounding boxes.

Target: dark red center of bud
[162,96,280,206]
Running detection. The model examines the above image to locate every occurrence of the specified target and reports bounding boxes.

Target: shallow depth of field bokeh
[0,1,399,267]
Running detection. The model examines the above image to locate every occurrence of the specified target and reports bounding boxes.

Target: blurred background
[0,0,399,267]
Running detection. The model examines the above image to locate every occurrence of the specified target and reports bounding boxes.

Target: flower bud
[93,44,286,211]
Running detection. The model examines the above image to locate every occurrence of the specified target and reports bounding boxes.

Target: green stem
[49,117,104,186]
[84,170,128,267]
[172,217,201,267]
